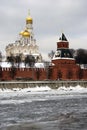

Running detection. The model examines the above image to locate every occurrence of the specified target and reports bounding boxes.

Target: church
[5,12,42,62]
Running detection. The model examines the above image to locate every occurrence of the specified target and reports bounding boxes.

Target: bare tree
[75,49,87,65]
[0,51,2,62]
[15,55,21,68]
[7,55,15,67]
[25,55,35,67]
[48,50,55,60]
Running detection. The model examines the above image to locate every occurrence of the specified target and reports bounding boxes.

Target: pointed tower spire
[28,9,30,17]
[59,33,68,41]
[57,33,69,48]
[61,33,68,41]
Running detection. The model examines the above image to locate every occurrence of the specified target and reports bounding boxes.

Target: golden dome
[22,30,30,37]
[26,16,33,24]
[19,31,24,35]
[26,10,33,24]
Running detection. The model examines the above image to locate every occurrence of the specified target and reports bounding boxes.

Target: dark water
[0,86,87,130]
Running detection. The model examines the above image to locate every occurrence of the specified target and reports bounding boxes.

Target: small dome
[26,16,33,24]
[19,31,24,35]
[23,30,30,37]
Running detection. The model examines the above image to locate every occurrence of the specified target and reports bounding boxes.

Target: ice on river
[0,85,87,130]
[0,85,87,105]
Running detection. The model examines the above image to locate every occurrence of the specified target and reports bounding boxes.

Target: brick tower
[51,33,80,80]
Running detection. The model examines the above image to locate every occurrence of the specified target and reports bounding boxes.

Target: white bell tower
[26,10,33,32]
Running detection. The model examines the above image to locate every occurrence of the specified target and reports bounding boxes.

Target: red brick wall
[57,41,69,48]
[0,65,87,81]
[51,59,85,80]
[81,69,87,80]
[1,68,47,81]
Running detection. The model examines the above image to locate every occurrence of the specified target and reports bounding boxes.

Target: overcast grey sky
[0,0,87,60]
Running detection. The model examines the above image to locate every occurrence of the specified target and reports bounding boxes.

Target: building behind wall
[5,12,42,62]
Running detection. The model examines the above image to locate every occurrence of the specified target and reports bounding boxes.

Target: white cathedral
[5,12,42,62]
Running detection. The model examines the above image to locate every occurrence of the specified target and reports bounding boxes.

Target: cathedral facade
[5,12,42,62]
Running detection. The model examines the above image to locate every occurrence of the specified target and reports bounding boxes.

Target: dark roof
[59,33,68,41]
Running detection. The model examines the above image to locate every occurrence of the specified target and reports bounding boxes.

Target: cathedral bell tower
[26,11,33,32]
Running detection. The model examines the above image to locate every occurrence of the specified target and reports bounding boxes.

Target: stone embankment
[0,80,87,89]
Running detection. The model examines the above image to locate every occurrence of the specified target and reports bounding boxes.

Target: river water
[0,85,87,130]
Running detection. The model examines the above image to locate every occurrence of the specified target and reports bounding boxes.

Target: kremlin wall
[0,12,87,81]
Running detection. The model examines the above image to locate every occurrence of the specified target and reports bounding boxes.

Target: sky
[0,0,87,60]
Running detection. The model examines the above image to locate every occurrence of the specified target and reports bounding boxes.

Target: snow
[0,62,45,68]
[0,85,87,94]
[35,63,44,68]
[80,64,87,69]
[0,85,87,105]
[0,62,11,68]
[58,85,87,93]
[0,86,51,93]
[52,57,75,60]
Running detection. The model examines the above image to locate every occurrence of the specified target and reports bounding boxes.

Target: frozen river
[0,85,87,130]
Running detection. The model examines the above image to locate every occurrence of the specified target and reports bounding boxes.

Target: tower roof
[59,33,68,41]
